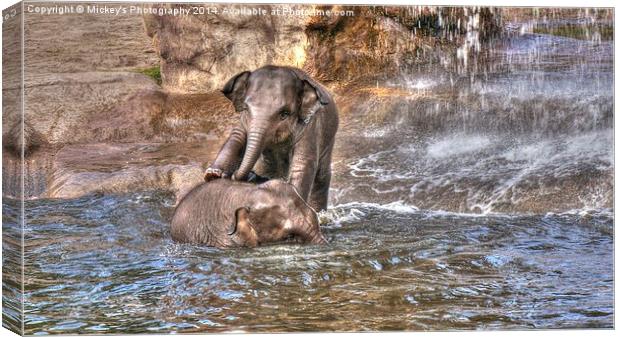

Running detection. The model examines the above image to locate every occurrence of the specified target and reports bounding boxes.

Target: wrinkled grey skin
[204,65,339,212]
[171,179,327,248]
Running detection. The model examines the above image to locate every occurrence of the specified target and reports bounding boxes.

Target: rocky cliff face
[3,4,241,199]
[144,3,314,94]
[145,5,500,91]
[3,5,160,153]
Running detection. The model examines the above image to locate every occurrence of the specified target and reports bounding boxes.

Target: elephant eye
[279,110,290,120]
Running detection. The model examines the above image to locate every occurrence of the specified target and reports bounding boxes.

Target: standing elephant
[171,179,327,248]
[204,65,339,212]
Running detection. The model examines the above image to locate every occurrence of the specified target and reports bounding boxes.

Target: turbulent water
[2,28,614,333]
[3,192,614,333]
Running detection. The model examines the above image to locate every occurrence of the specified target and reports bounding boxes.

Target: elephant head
[227,180,327,247]
[222,65,331,181]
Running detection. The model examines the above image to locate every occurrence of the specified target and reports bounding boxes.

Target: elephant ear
[222,71,251,111]
[229,207,258,247]
[288,68,331,124]
[301,77,330,105]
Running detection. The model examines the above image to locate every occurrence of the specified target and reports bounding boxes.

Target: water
[3,17,614,334]
[3,193,613,333]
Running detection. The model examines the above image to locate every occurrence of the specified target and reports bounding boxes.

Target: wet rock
[2,149,53,199]
[145,5,500,92]
[21,72,160,146]
[303,6,496,82]
[2,119,45,157]
[46,143,221,203]
[89,89,234,143]
[13,79,233,150]
[2,7,161,150]
[23,8,158,73]
[144,3,311,93]
[3,7,248,200]
[48,162,204,203]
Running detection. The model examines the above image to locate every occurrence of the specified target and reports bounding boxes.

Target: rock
[3,140,228,201]
[46,143,222,203]
[18,73,235,148]
[2,149,52,199]
[1,7,161,152]
[21,72,160,146]
[2,118,45,157]
[144,3,312,93]
[3,7,249,200]
[94,90,235,143]
[23,8,158,73]
[2,4,25,156]
[145,5,500,92]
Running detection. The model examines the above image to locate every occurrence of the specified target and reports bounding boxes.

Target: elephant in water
[204,65,339,212]
[171,179,327,248]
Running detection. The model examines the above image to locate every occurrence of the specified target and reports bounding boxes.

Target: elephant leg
[308,154,332,212]
[206,127,246,181]
[287,135,319,201]
[288,159,317,202]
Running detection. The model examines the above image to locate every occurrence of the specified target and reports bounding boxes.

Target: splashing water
[427,134,492,159]
[3,191,612,333]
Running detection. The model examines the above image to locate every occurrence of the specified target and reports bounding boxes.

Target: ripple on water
[4,191,612,333]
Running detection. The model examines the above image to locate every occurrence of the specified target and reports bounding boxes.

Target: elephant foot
[204,167,228,182]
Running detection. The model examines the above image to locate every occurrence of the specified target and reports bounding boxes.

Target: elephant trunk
[233,123,268,181]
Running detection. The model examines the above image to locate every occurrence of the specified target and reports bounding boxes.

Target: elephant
[204,65,339,212]
[170,178,327,248]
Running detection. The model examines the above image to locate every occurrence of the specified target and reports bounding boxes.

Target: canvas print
[1,1,614,334]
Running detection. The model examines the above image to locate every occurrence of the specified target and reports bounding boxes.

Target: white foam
[333,200,419,214]
[344,130,612,214]
[427,134,491,158]
[320,200,420,226]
